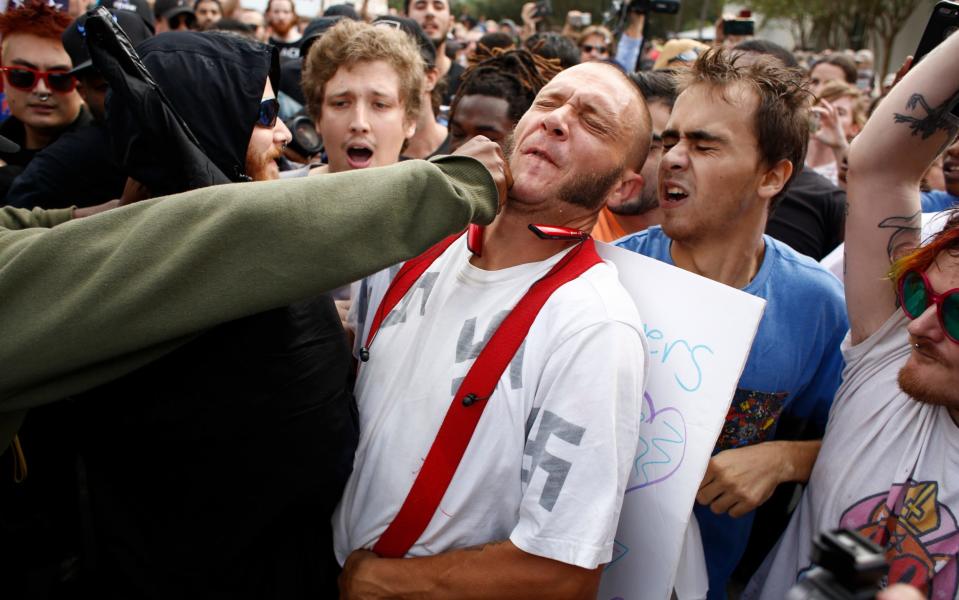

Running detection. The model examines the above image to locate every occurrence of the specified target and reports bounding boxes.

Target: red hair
[890,210,959,285]
[0,0,72,41]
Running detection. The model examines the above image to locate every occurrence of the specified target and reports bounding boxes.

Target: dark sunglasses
[257,98,280,128]
[0,66,77,94]
[581,44,608,54]
[169,13,196,29]
[897,269,959,343]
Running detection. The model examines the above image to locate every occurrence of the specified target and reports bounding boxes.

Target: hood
[134,31,279,183]
[87,8,279,196]
[86,8,234,195]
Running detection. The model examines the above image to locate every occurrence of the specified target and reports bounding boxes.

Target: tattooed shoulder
[878,211,921,263]
[893,92,959,154]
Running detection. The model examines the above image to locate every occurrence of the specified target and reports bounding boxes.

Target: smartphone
[723,19,754,37]
[913,1,959,66]
[911,1,959,117]
[533,0,552,19]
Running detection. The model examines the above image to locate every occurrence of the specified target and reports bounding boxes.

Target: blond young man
[302,19,422,174]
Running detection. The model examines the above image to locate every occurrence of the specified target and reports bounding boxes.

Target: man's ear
[424,67,440,94]
[605,169,644,208]
[758,158,793,202]
[405,118,417,140]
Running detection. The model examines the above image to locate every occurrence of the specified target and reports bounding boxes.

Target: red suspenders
[361,233,603,558]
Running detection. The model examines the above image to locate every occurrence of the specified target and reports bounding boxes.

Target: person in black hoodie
[9,30,360,600]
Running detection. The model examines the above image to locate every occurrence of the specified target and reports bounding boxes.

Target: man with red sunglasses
[747,28,959,600]
[4,9,154,211]
[0,0,85,201]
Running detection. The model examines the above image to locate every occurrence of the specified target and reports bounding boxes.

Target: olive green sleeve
[0,206,74,229]
[0,157,496,444]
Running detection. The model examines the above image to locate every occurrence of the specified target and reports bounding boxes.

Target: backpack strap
[372,238,603,558]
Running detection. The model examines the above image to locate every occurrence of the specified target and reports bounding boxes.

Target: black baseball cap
[101,0,156,32]
[373,15,436,68]
[154,0,195,22]
[299,16,342,58]
[63,9,155,76]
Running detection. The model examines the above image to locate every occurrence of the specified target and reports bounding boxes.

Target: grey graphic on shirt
[509,342,525,390]
[357,264,403,335]
[524,406,540,438]
[521,411,586,511]
[449,312,525,395]
[381,271,438,330]
[356,278,370,334]
[455,311,510,361]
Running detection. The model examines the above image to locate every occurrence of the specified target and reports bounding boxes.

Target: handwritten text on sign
[595,244,764,600]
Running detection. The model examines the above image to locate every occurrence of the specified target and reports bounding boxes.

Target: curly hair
[301,19,424,124]
[0,0,72,45]
[679,47,812,211]
[451,45,561,126]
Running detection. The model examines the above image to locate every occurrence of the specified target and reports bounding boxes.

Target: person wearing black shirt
[266,0,302,59]
[765,167,845,261]
[404,0,463,105]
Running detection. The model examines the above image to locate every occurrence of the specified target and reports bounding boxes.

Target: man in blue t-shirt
[616,48,849,599]
[921,139,959,212]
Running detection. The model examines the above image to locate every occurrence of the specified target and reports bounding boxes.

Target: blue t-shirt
[921,189,957,213]
[615,227,849,599]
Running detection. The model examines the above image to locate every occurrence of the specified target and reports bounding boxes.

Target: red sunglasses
[897,268,959,343]
[0,66,77,94]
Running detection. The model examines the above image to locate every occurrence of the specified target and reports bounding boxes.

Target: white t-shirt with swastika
[333,237,648,569]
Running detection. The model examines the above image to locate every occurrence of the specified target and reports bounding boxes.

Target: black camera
[723,18,755,37]
[628,0,680,15]
[786,530,888,600]
[533,0,552,18]
[606,0,679,37]
[284,114,323,160]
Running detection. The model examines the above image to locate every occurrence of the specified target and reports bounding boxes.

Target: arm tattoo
[878,211,921,263]
[893,92,959,154]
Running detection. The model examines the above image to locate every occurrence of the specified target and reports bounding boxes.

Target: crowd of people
[0,0,955,599]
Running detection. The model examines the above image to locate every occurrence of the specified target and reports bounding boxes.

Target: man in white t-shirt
[335,61,652,598]
[747,30,959,600]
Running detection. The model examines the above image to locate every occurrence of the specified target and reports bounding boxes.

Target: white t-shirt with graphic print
[746,311,959,600]
[333,237,647,569]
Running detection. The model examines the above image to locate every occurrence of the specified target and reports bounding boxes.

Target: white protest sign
[596,243,765,600]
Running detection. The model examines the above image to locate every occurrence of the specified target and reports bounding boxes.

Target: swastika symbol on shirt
[381,272,438,329]
[450,312,525,394]
[522,410,586,511]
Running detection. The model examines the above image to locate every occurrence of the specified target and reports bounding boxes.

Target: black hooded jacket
[94,28,278,196]
[129,31,279,185]
[3,22,357,599]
